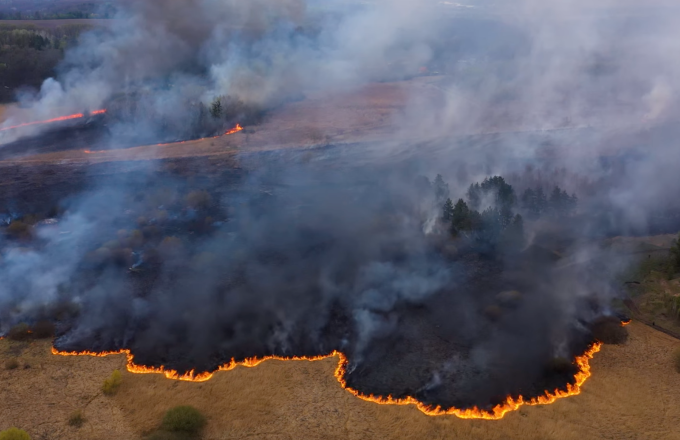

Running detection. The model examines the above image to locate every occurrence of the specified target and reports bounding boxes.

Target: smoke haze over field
[0,0,679,411]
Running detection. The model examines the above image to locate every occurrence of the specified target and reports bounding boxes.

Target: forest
[0,22,95,102]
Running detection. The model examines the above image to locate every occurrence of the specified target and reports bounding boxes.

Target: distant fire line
[154,123,244,147]
[82,123,243,154]
[51,341,602,420]
[0,110,107,132]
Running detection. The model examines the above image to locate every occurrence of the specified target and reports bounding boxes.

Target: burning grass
[2,323,680,440]
[51,341,604,420]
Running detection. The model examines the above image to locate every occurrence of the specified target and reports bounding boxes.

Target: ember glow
[51,342,602,419]
[0,110,107,132]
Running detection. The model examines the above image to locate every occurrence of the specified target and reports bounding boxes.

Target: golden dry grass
[1,322,680,440]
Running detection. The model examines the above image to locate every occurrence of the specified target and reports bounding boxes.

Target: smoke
[0,0,679,411]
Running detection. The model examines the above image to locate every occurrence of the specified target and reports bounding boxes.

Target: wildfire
[0,110,107,132]
[51,342,602,419]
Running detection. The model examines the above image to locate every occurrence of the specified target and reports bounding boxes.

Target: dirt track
[1,322,679,440]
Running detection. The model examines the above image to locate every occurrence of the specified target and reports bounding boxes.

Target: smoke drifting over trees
[1,0,680,412]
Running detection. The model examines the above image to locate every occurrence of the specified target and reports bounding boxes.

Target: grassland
[1,321,679,440]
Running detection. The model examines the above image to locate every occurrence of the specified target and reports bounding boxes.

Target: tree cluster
[439,175,524,249]
[520,185,577,219]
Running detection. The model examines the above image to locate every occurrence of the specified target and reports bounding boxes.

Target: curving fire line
[51,342,602,420]
[0,110,107,132]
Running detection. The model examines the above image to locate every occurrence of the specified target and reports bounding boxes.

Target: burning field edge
[49,340,604,420]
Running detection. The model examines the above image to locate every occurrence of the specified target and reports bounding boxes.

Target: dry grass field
[1,321,679,440]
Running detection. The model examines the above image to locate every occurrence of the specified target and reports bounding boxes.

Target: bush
[185,191,212,210]
[0,428,31,440]
[102,370,122,396]
[162,406,206,434]
[67,410,85,428]
[31,320,55,339]
[158,237,184,260]
[4,359,19,370]
[5,221,32,240]
[674,349,680,374]
[7,323,31,341]
[592,317,629,345]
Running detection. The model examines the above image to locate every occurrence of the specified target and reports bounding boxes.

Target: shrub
[162,406,206,434]
[591,317,628,345]
[67,410,85,428]
[31,320,55,339]
[5,221,32,240]
[102,370,122,396]
[5,359,19,370]
[185,191,211,210]
[0,428,31,440]
[158,237,184,260]
[7,323,31,341]
[674,349,680,374]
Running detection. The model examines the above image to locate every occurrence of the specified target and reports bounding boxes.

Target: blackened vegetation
[0,162,612,412]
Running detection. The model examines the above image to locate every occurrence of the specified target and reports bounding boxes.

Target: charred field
[0,132,634,417]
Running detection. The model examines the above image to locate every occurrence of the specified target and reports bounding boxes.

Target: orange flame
[224,123,244,135]
[51,342,602,419]
[0,109,107,132]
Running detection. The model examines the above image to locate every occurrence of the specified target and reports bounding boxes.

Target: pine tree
[210,97,223,118]
[442,198,455,222]
[521,188,536,217]
[451,199,472,234]
[467,183,481,210]
[434,174,450,203]
[535,187,547,217]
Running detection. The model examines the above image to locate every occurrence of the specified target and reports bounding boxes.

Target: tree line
[0,2,117,20]
[0,23,93,102]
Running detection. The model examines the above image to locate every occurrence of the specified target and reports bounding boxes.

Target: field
[1,322,678,440]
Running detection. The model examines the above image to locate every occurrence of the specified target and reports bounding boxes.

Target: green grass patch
[102,370,122,396]
[162,406,206,433]
[0,428,31,440]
